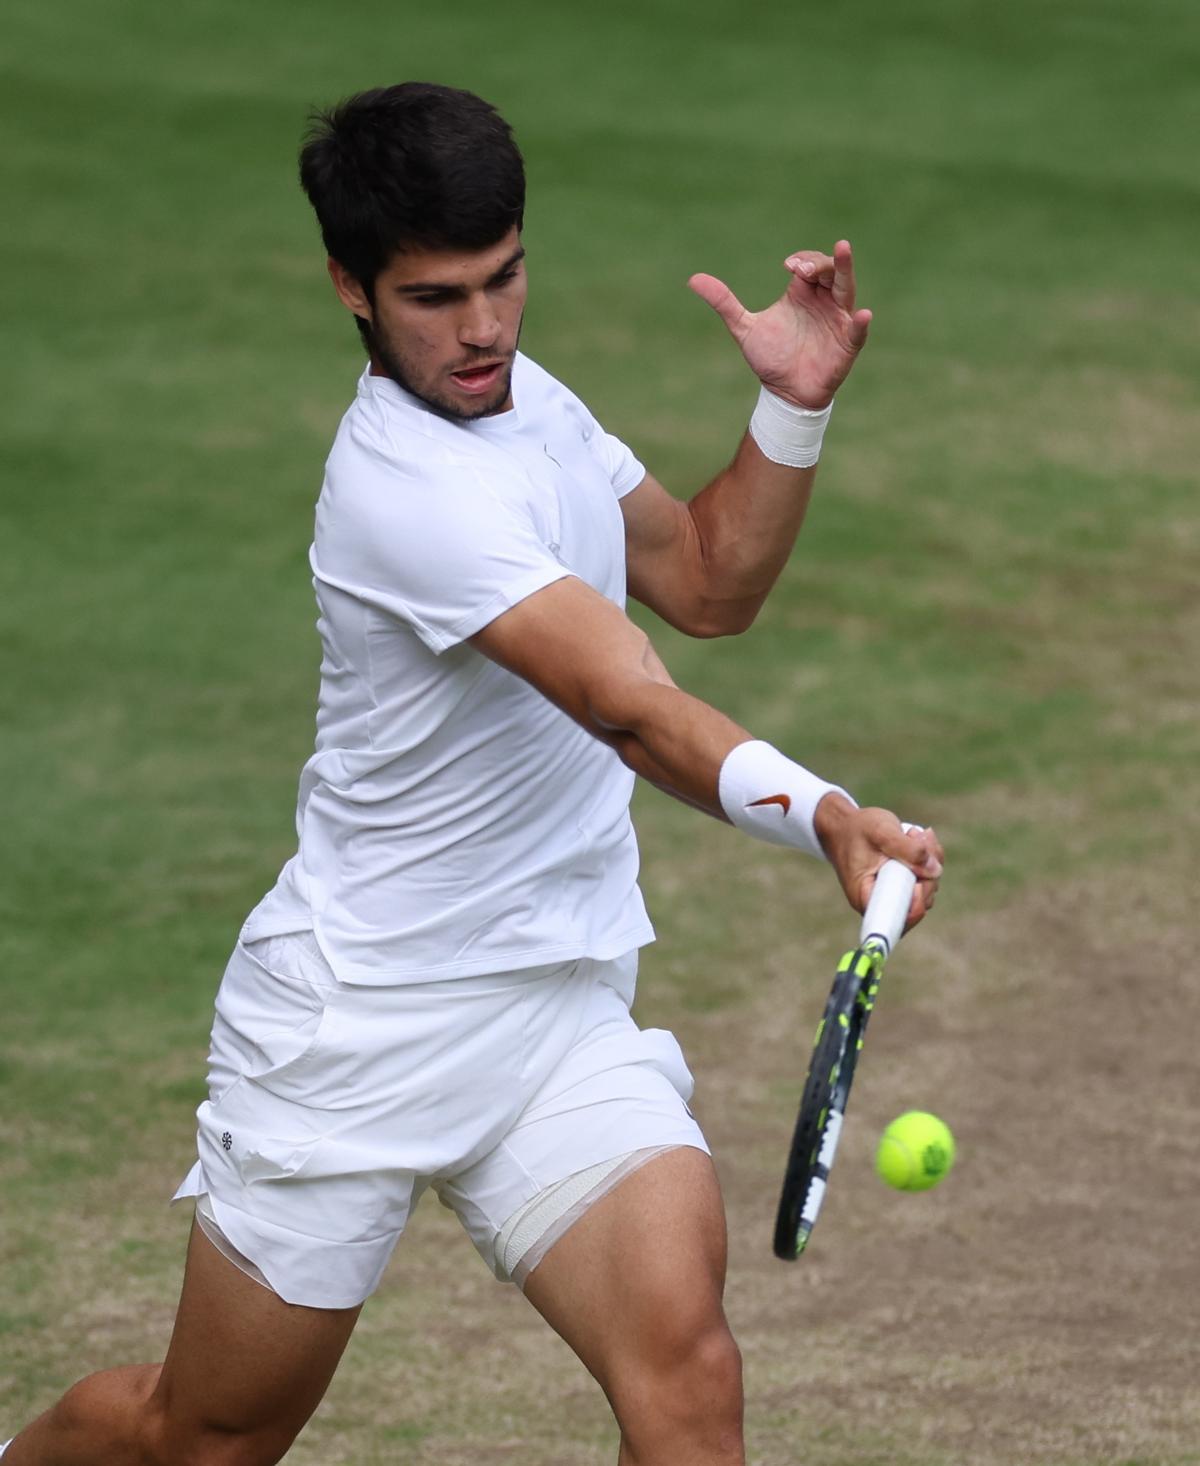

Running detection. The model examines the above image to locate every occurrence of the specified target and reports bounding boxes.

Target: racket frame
[772,937,886,1260]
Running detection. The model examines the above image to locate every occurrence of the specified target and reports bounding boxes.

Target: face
[329,226,527,421]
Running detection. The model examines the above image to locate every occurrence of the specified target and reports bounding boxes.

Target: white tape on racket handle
[859,859,917,953]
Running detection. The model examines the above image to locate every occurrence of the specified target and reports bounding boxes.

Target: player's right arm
[469,574,942,923]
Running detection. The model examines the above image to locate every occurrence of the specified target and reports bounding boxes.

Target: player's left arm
[623,240,871,638]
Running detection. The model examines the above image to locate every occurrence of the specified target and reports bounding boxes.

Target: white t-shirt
[242,353,656,984]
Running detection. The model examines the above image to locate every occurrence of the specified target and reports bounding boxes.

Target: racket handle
[859,859,917,953]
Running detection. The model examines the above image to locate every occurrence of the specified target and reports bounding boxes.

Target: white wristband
[748,386,833,468]
[718,739,857,860]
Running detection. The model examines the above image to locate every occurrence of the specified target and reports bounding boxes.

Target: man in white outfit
[5,82,942,1465]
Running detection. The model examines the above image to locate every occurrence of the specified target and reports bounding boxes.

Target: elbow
[681,598,762,639]
[695,610,759,638]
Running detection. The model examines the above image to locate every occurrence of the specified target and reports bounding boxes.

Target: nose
[459,293,501,349]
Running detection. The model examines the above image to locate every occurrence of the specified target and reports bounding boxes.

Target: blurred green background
[2,2,1197,1462]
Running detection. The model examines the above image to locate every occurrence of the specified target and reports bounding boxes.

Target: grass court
[1,1,1198,1461]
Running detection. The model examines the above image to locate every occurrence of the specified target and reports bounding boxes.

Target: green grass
[2,1,1198,1462]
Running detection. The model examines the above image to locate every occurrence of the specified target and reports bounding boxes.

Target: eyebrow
[394,246,526,298]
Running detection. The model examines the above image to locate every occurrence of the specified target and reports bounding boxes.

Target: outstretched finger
[832,239,856,312]
[784,250,835,288]
[687,273,753,343]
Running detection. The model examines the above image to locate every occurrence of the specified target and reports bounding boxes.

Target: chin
[445,377,513,421]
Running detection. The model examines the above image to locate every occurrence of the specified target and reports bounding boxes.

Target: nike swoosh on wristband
[747,794,791,815]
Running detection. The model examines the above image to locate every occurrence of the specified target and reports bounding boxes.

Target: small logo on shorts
[221,1131,233,1152]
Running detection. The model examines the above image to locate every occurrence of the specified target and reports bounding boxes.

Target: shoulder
[324,371,516,514]
[512,353,599,439]
[517,356,643,496]
[316,401,531,603]
[329,367,484,476]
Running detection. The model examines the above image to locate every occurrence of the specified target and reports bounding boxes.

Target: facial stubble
[363,313,522,423]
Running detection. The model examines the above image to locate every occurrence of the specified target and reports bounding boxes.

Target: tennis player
[4,83,942,1466]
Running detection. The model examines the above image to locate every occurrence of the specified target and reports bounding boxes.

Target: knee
[679,1324,744,1424]
[45,1365,163,1463]
[38,1363,297,1466]
[141,1399,297,1466]
[615,1319,744,1444]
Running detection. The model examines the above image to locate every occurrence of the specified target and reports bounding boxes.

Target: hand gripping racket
[773,858,917,1260]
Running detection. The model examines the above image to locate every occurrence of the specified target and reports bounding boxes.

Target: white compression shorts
[174,932,707,1308]
[492,1144,674,1288]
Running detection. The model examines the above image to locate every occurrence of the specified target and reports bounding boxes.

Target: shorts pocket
[239,1135,320,1186]
[593,950,639,1008]
[213,941,336,1094]
[195,1089,323,1188]
[634,1028,696,1104]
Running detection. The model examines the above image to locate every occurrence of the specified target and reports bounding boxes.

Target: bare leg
[523,1147,744,1466]
[6,1220,360,1466]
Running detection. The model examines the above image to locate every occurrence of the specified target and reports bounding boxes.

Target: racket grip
[859,859,917,952]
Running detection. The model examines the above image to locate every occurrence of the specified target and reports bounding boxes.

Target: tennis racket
[773,857,917,1260]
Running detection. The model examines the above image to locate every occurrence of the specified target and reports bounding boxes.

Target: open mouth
[450,361,506,394]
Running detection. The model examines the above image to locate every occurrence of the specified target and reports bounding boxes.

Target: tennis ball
[875,1111,955,1191]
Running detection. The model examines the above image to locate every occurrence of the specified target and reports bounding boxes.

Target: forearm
[683,428,818,622]
[602,679,748,816]
[471,574,854,857]
[600,678,853,860]
[472,554,939,920]
[665,239,868,633]
[616,680,940,917]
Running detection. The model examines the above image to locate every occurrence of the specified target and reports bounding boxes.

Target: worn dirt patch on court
[706,851,1199,1466]
[268,840,1200,1466]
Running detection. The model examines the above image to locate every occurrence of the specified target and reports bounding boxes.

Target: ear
[327,257,372,324]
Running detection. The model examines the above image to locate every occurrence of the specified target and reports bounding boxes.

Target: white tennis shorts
[173,933,707,1308]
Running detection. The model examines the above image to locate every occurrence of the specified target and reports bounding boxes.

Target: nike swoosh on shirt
[747,794,791,815]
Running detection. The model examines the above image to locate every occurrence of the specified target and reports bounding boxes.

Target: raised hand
[688,240,872,411]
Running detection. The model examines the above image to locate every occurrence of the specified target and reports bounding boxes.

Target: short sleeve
[523,356,646,500]
[314,453,571,655]
[593,429,646,499]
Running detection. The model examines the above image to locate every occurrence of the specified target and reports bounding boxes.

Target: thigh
[147,1219,361,1460]
[521,1146,730,1398]
[443,953,708,1277]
